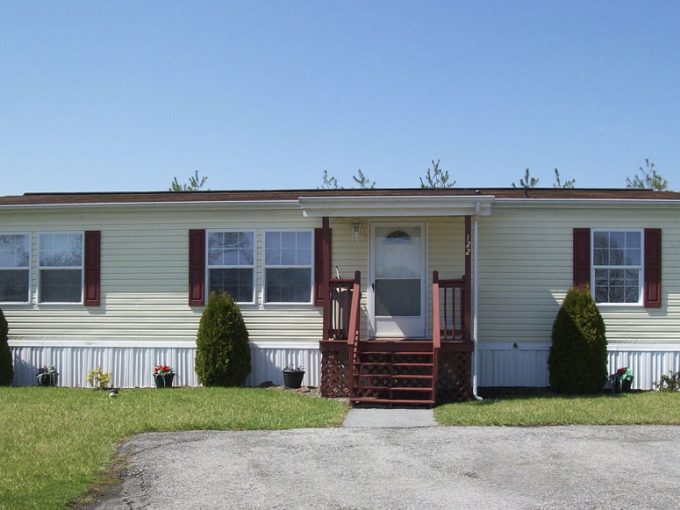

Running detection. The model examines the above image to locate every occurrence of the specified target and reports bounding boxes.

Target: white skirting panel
[478,343,680,390]
[246,341,321,387]
[478,343,551,388]
[607,346,680,391]
[9,339,321,388]
[10,340,680,390]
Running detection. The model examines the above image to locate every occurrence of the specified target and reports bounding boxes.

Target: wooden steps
[350,397,436,406]
[350,340,436,407]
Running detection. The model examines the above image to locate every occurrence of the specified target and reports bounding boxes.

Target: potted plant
[282,363,305,389]
[153,364,175,388]
[36,365,58,386]
[87,367,111,389]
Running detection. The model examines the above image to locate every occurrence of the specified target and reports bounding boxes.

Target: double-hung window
[0,233,30,303]
[592,230,642,304]
[39,233,83,303]
[207,231,255,303]
[264,231,313,303]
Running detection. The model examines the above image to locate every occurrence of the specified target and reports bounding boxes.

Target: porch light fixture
[351,222,362,241]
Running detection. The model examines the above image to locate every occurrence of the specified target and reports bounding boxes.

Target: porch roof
[299,195,495,217]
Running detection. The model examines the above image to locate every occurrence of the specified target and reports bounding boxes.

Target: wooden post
[320,217,332,336]
[464,216,472,341]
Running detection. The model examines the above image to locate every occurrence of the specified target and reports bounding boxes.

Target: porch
[301,195,493,405]
[319,270,473,406]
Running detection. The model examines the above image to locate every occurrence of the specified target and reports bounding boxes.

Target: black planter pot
[37,373,58,387]
[283,369,305,389]
[154,373,175,388]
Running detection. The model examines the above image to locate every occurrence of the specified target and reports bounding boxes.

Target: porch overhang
[299,195,494,217]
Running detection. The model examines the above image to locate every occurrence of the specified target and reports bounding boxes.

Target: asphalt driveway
[91,426,680,509]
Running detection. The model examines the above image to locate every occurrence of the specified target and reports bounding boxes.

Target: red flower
[153,364,173,375]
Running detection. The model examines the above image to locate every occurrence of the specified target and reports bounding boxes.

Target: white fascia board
[299,195,495,217]
[0,200,301,213]
[495,198,680,209]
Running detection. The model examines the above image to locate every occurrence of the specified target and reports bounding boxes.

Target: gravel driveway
[90,426,680,509]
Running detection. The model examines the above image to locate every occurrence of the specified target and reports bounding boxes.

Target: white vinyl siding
[207,230,255,304]
[38,232,83,304]
[0,208,321,342]
[0,233,30,303]
[478,206,680,346]
[1,203,679,354]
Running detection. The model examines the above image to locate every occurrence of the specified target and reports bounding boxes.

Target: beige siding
[1,207,322,341]
[478,206,680,345]
[4,203,679,349]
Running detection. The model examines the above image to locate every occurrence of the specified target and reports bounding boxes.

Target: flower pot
[154,373,175,388]
[37,373,58,387]
[283,369,305,389]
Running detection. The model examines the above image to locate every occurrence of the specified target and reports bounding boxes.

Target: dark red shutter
[84,231,101,306]
[644,228,662,308]
[313,218,332,307]
[189,229,206,306]
[573,228,590,289]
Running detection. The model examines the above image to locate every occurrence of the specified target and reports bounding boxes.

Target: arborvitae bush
[549,287,607,394]
[195,292,251,386]
[0,307,13,386]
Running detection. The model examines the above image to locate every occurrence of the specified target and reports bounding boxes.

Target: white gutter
[0,200,300,212]
[472,202,482,401]
[494,198,680,208]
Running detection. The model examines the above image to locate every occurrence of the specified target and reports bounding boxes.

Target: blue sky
[1,1,678,195]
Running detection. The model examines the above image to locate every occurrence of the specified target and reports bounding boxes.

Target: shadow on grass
[463,386,636,406]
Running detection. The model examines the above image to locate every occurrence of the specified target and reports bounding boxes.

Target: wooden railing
[322,271,361,397]
[432,271,467,341]
[323,271,361,342]
[432,273,442,396]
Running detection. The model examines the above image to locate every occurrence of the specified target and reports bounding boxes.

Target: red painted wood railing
[322,271,361,397]
[432,273,442,397]
[323,271,361,342]
[432,270,467,342]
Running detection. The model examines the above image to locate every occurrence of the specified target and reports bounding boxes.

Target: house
[1,188,679,403]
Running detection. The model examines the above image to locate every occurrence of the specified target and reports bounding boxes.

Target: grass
[0,387,347,510]
[435,390,680,426]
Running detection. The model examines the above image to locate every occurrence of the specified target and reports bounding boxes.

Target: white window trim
[0,232,32,305]
[591,228,644,307]
[263,228,314,305]
[205,229,257,305]
[37,231,84,305]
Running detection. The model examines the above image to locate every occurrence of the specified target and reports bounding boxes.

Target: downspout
[472,202,483,401]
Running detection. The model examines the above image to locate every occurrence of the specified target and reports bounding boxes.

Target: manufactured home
[1,188,679,404]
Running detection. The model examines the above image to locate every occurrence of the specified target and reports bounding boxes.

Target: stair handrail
[347,271,361,347]
[432,271,441,401]
[346,271,361,398]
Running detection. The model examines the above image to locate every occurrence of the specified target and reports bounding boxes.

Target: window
[264,231,313,303]
[0,234,30,303]
[592,230,642,304]
[39,233,83,303]
[207,231,255,303]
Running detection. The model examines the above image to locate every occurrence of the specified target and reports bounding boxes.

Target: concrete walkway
[343,407,437,428]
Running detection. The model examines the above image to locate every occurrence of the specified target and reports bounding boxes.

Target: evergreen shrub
[548,287,607,394]
[0,307,13,386]
[195,292,251,386]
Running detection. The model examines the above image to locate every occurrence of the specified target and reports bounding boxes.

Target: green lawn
[0,387,347,510]
[435,391,680,426]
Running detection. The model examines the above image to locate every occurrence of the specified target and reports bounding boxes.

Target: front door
[369,223,426,338]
